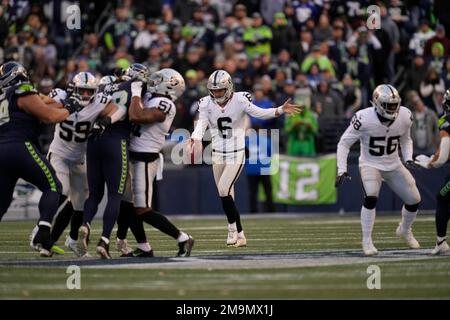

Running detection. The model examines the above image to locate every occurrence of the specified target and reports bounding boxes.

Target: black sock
[140,209,179,239]
[436,194,450,238]
[129,212,147,243]
[69,210,83,240]
[50,196,73,242]
[116,201,133,240]
[220,195,243,232]
[38,189,61,223]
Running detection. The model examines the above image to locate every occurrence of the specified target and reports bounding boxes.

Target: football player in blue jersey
[0,61,79,257]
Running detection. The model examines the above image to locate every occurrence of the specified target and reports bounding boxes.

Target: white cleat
[396,224,420,249]
[226,230,238,246]
[362,239,378,256]
[430,241,450,255]
[116,238,133,257]
[235,232,247,247]
[65,236,80,256]
[29,225,39,251]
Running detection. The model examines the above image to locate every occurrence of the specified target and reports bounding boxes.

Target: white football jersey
[48,89,112,161]
[191,92,279,153]
[129,94,176,153]
[337,106,413,173]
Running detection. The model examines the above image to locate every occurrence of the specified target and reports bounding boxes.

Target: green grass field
[0,215,449,299]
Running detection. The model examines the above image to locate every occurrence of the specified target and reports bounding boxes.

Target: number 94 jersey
[48,88,111,161]
[129,94,176,153]
[337,106,413,172]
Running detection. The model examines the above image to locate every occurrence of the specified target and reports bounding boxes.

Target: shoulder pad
[14,82,37,96]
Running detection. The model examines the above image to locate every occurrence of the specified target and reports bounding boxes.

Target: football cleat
[77,224,90,257]
[133,248,154,258]
[33,226,54,257]
[226,230,238,246]
[430,240,450,255]
[116,238,133,257]
[65,236,80,256]
[96,239,112,259]
[177,234,194,257]
[396,224,420,249]
[362,239,378,256]
[235,231,247,247]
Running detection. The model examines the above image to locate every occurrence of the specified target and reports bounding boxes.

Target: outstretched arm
[337,116,361,175]
[245,98,303,119]
[18,93,69,123]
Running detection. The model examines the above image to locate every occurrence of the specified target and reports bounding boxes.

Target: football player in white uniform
[30,72,126,255]
[126,68,194,257]
[415,89,450,255]
[189,70,302,247]
[336,84,422,256]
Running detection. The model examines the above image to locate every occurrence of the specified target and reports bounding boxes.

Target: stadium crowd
[1,0,449,156]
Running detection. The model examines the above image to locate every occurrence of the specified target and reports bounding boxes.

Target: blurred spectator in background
[271,12,296,56]
[285,104,318,157]
[269,49,299,80]
[340,73,362,119]
[312,80,343,118]
[313,13,332,43]
[379,1,400,82]
[405,54,429,94]
[409,20,435,56]
[243,12,272,60]
[420,67,446,114]
[443,58,450,89]
[410,94,439,155]
[424,24,450,58]
[301,44,335,78]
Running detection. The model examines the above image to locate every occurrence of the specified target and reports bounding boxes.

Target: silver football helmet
[148,68,185,101]
[72,72,98,106]
[371,84,401,120]
[207,70,234,104]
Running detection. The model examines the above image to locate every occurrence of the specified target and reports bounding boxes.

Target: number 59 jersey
[337,106,413,172]
[129,93,176,153]
[48,88,111,161]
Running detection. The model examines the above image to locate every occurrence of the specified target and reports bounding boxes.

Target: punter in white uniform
[189,70,302,247]
[127,68,194,257]
[31,72,125,255]
[336,84,422,256]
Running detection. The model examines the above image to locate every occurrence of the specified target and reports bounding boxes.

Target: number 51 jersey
[338,106,413,171]
[48,88,111,161]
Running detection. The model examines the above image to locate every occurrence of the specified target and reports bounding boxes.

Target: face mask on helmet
[207,70,233,105]
[372,84,401,120]
[72,72,98,107]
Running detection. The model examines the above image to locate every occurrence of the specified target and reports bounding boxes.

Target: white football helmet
[371,84,401,120]
[72,72,98,106]
[207,70,234,104]
[148,68,185,101]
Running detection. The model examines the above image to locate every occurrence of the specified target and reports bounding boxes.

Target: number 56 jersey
[48,88,111,161]
[337,106,413,172]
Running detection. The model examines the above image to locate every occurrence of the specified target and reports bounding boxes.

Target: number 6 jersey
[337,106,413,173]
[48,88,111,161]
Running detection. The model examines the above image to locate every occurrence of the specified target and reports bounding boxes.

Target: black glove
[63,95,82,114]
[89,117,111,139]
[405,160,421,170]
[335,172,351,187]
